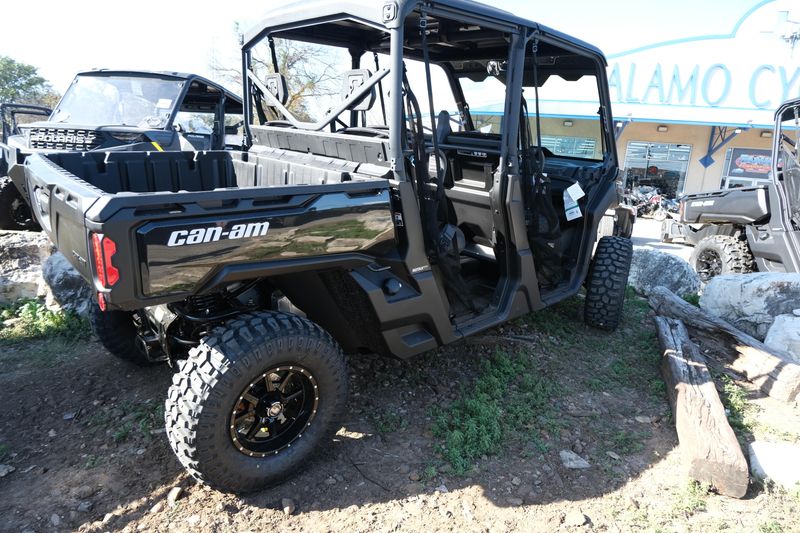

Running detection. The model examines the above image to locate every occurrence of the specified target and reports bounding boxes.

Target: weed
[422,463,438,482]
[0,443,8,461]
[371,411,408,434]
[682,293,701,306]
[719,375,753,435]
[672,480,710,517]
[0,299,90,346]
[758,520,783,533]
[113,422,133,443]
[432,350,557,474]
[609,430,650,455]
[84,454,100,469]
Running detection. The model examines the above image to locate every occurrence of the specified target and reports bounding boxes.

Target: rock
[436,484,449,493]
[397,464,411,475]
[77,501,93,513]
[606,451,621,461]
[324,476,337,485]
[102,512,114,525]
[41,252,92,316]
[564,510,588,527]
[185,514,201,526]
[634,415,652,424]
[0,230,54,305]
[281,498,296,515]
[0,464,15,477]
[50,513,61,526]
[167,486,183,508]
[507,497,523,506]
[559,450,591,469]
[408,472,421,481]
[628,248,700,297]
[48,429,56,438]
[149,501,164,514]
[701,273,800,340]
[62,411,76,421]
[748,441,800,490]
[72,485,95,499]
[511,476,522,486]
[765,314,800,363]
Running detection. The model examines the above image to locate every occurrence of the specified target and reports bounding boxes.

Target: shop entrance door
[622,141,691,198]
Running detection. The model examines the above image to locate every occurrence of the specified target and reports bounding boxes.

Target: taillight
[90,233,120,288]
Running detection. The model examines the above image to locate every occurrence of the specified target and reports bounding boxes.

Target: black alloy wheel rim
[230,365,319,457]
[696,249,722,281]
[11,197,32,226]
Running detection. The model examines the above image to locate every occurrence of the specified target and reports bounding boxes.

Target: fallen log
[649,286,800,403]
[655,316,749,498]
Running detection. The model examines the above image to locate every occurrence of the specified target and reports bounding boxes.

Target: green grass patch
[672,480,710,517]
[682,293,701,306]
[718,375,754,436]
[432,349,558,474]
[0,443,9,461]
[371,410,408,434]
[0,299,90,345]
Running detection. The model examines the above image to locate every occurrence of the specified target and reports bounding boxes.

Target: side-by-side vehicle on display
[0,70,243,230]
[24,0,631,492]
[663,97,800,281]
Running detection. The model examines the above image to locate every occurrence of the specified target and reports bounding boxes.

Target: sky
[0,0,769,96]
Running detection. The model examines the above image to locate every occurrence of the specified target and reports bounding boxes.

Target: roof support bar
[699,126,741,168]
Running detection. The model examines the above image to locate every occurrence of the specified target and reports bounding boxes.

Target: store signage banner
[723,148,772,179]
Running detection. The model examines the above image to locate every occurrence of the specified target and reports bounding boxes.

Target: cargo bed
[680,185,770,225]
[24,148,395,310]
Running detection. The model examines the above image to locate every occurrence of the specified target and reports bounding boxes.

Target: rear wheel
[0,177,40,231]
[89,304,152,366]
[165,311,348,493]
[584,236,633,331]
[689,235,754,282]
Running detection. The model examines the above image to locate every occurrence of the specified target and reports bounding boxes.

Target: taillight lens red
[90,233,120,288]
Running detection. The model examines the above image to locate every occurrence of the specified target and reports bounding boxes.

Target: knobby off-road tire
[89,304,152,366]
[0,176,39,231]
[584,236,633,331]
[689,235,755,282]
[165,311,348,493]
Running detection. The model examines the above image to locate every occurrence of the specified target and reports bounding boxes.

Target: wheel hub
[229,365,319,457]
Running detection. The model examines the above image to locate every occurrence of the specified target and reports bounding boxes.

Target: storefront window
[721,147,771,188]
[622,141,691,198]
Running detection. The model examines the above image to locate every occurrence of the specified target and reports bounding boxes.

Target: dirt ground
[1,293,798,533]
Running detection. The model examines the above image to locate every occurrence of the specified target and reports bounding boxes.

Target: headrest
[341,69,376,112]
[263,73,288,106]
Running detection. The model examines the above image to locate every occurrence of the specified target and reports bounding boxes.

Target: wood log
[655,316,749,498]
[649,286,800,403]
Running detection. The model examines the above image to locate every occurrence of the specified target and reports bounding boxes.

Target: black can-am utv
[24,0,631,492]
[1,70,243,230]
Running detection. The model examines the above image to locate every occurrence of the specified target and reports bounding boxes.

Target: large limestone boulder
[764,313,800,365]
[0,230,54,304]
[748,441,800,490]
[627,248,700,297]
[41,252,92,317]
[701,273,800,340]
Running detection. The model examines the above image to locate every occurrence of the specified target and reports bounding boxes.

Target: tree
[0,56,59,106]
[209,25,339,122]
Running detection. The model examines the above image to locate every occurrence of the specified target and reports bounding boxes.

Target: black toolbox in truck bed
[24,149,395,310]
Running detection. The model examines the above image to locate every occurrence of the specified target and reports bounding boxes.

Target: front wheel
[165,311,348,493]
[0,177,40,231]
[584,236,633,331]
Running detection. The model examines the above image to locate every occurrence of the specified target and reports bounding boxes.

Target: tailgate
[24,153,101,281]
[680,186,770,225]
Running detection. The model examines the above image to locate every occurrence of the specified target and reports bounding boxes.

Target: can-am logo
[166,221,270,247]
